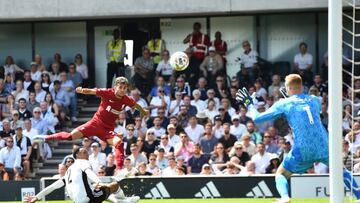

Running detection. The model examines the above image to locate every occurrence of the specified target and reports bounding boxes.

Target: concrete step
[33,162,43,168]
[52,148,72,155]
[36,168,58,177]
[80,106,99,112]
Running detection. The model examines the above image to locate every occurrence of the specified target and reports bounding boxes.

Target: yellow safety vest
[108,39,123,62]
[148,39,162,64]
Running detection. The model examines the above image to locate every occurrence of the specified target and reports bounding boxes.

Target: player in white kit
[24,147,139,203]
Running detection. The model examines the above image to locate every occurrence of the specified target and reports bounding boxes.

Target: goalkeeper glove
[236,87,254,107]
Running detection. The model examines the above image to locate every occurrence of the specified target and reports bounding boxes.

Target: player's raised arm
[76,87,97,95]
[236,87,283,123]
[24,178,65,203]
[134,103,149,117]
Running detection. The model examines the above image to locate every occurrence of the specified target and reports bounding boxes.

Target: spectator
[191,89,207,112]
[254,78,268,101]
[12,80,29,102]
[158,134,174,156]
[4,75,14,97]
[169,116,184,135]
[240,134,256,156]
[149,76,171,99]
[39,102,58,133]
[0,161,9,181]
[135,162,152,176]
[211,31,228,65]
[49,63,61,82]
[3,56,23,80]
[293,42,313,86]
[204,99,218,123]
[133,116,147,139]
[58,72,77,122]
[218,123,237,152]
[229,141,250,166]
[123,124,137,156]
[162,155,177,176]
[229,86,239,111]
[174,132,194,162]
[268,75,284,98]
[10,110,23,130]
[218,105,232,124]
[81,137,92,155]
[265,154,281,174]
[205,89,220,109]
[238,40,259,85]
[199,123,218,156]
[246,121,262,144]
[267,126,281,145]
[89,142,106,173]
[128,143,148,167]
[312,74,327,97]
[185,116,204,144]
[143,129,160,156]
[117,157,137,177]
[23,71,35,92]
[212,115,224,139]
[239,107,252,126]
[30,107,48,135]
[175,166,185,176]
[0,119,15,139]
[17,98,32,120]
[40,72,51,92]
[149,118,166,138]
[67,63,83,87]
[239,161,256,176]
[74,54,88,82]
[0,79,9,104]
[214,76,229,99]
[263,131,279,153]
[220,97,235,117]
[176,105,190,128]
[200,47,224,87]
[167,124,180,147]
[147,153,160,175]
[133,47,154,97]
[230,115,247,140]
[26,91,40,113]
[33,81,46,103]
[50,53,68,73]
[130,89,148,109]
[197,77,208,101]
[30,62,41,82]
[96,165,106,177]
[52,164,67,178]
[114,112,128,136]
[200,163,213,175]
[0,137,21,180]
[173,76,192,98]
[251,143,272,174]
[209,142,229,171]
[44,93,60,122]
[22,119,38,141]
[156,148,168,170]
[105,153,115,176]
[13,125,32,178]
[99,140,112,156]
[34,54,46,72]
[156,50,173,83]
[176,156,187,175]
[106,29,126,88]
[169,91,183,116]
[187,143,209,174]
[50,80,70,110]
[183,22,210,61]
[149,87,170,117]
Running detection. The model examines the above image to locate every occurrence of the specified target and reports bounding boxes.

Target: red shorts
[76,119,117,142]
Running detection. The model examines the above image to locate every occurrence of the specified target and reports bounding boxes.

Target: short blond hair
[285,74,302,88]
[114,76,129,86]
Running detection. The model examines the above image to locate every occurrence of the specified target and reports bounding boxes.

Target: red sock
[115,141,124,170]
[46,132,73,141]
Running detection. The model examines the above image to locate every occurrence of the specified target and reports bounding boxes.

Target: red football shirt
[93,88,136,129]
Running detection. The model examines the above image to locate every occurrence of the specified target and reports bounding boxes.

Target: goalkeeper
[236,74,360,203]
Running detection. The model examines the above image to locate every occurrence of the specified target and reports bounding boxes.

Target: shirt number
[106,106,111,112]
[303,106,314,124]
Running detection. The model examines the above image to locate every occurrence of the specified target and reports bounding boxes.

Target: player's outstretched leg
[274,166,292,203]
[106,182,140,203]
[343,168,360,199]
[45,129,84,141]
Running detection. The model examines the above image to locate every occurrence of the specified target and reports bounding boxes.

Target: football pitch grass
[4,198,358,203]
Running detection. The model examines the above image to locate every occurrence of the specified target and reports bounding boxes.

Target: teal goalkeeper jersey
[248,93,329,161]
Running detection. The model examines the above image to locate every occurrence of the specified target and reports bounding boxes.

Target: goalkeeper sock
[343,168,360,199]
[275,174,290,200]
[46,132,72,141]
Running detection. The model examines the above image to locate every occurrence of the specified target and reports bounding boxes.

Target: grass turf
[4,198,358,203]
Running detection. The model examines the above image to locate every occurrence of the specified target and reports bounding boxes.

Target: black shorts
[89,186,111,203]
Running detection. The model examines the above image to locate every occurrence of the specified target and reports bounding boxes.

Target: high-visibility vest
[108,39,123,62]
[148,39,162,64]
[190,34,206,53]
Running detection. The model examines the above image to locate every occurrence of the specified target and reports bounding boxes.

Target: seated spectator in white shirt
[128,143,148,167]
[230,114,247,140]
[22,119,38,141]
[268,74,284,98]
[251,143,272,174]
[156,148,168,170]
[205,89,220,109]
[167,124,180,147]
[30,62,41,82]
[239,161,256,176]
[212,115,224,139]
[13,126,32,179]
[184,116,204,144]
[40,102,58,133]
[30,107,48,135]
[130,89,148,109]
[12,80,29,102]
[147,153,160,175]
[240,134,256,156]
[50,80,70,108]
[204,99,219,123]
[162,156,177,176]
[88,142,106,173]
[191,89,207,112]
[169,91,183,116]
[157,134,174,156]
[293,42,313,85]
[117,158,137,177]
[149,87,170,117]
[221,97,236,117]
[149,117,166,138]
[34,82,46,103]
[0,137,21,179]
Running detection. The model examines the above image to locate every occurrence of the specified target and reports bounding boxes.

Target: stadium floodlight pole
[328,0,344,202]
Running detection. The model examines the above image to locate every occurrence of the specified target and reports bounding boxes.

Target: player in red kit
[46,77,148,169]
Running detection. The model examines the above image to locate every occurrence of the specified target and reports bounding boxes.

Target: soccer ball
[170,51,189,71]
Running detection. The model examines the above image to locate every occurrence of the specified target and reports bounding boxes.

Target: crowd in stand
[1,21,360,181]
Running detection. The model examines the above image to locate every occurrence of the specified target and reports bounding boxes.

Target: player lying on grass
[236,74,360,203]
[24,147,140,203]
[44,76,148,169]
